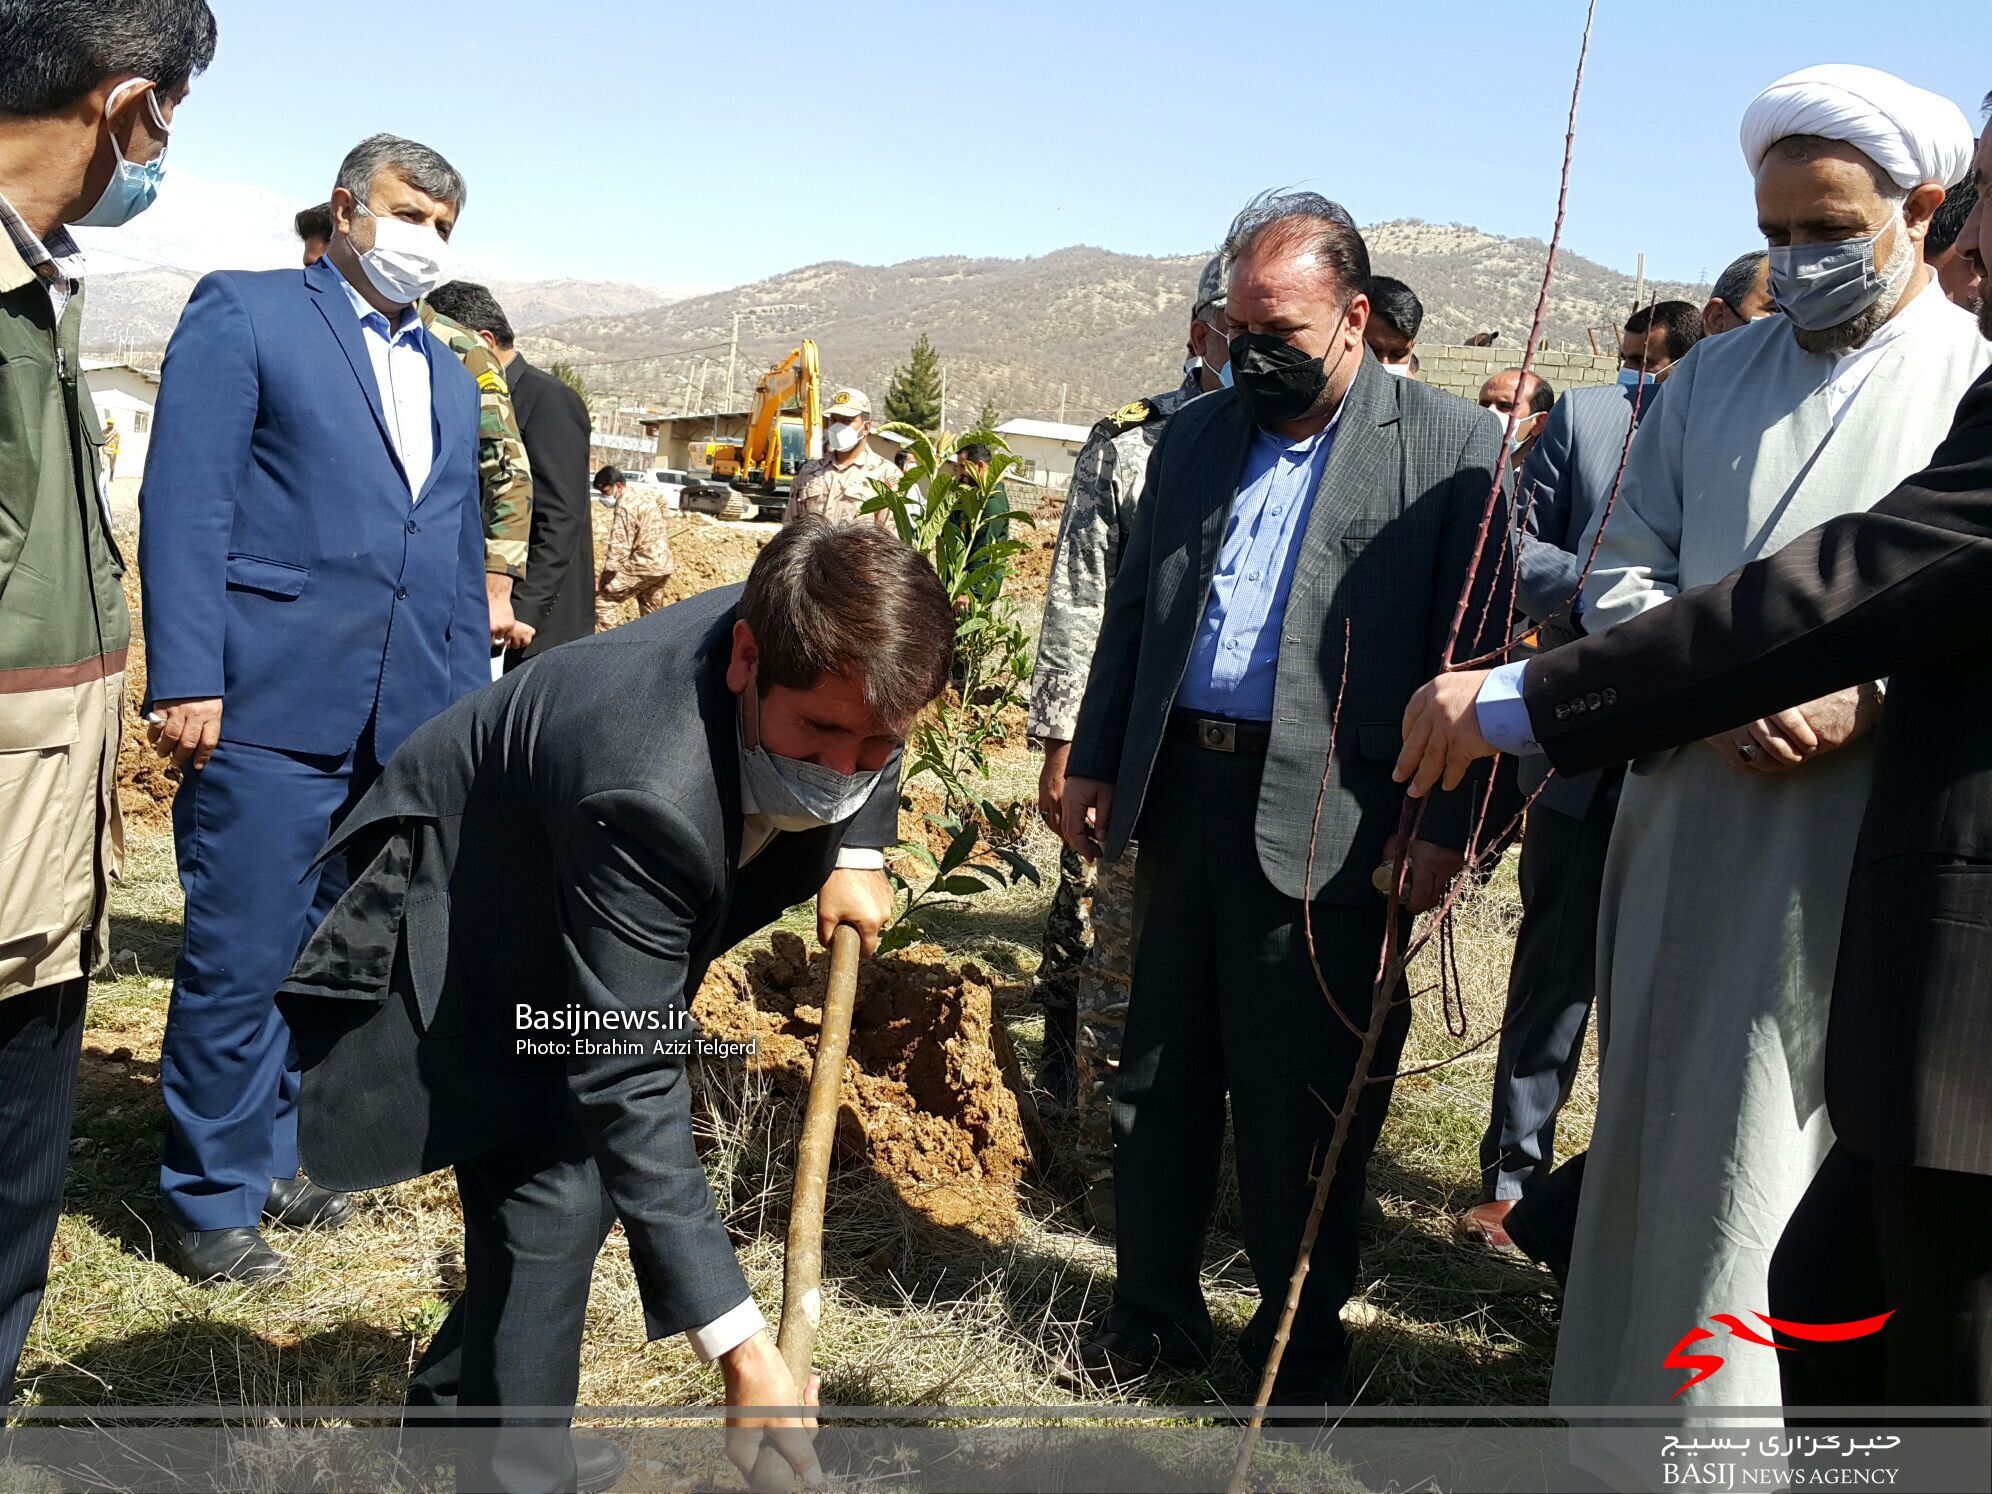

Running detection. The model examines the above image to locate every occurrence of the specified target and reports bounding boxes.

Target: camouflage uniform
[596,489,675,631]
[783,446,900,529]
[419,302,534,579]
[1028,372,1201,1226]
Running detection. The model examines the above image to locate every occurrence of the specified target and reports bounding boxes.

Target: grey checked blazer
[1068,356,1506,905]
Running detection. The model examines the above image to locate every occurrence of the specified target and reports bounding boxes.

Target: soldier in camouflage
[419,299,535,646]
[593,464,675,630]
[1028,253,1234,1229]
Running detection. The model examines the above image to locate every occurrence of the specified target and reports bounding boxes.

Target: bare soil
[693,932,1031,1244]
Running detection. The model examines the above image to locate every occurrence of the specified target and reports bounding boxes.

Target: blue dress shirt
[1175,409,1343,720]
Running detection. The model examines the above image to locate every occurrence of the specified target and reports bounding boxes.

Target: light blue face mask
[1216,358,1235,390]
[1616,366,1660,388]
[736,696,882,831]
[1766,212,1899,332]
[74,82,170,229]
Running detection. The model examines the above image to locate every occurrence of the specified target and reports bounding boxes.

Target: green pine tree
[974,395,1002,435]
[883,333,944,431]
[548,360,591,401]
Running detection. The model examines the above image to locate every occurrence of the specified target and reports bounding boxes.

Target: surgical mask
[351,200,458,305]
[1616,366,1660,388]
[1216,358,1235,390]
[1381,361,1413,378]
[75,82,170,229]
[736,709,882,830]
[1227,329,1349,428]
[826,421,863,454]
[1767,211,1902,332]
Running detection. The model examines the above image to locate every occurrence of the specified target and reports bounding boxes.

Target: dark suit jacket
[1510,381,1655,818]
[139,259,487,756]
[504,353,596,660]
[278,586,900,1336]
[1525,367,1992,1176]
[1069,356,1505,903]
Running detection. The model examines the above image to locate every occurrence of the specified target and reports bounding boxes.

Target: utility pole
[1631,252,1646,314]
[725,310,741,410]
[1058,382,1068,424]
[940,363,948,433]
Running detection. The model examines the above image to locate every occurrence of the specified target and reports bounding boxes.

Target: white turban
[1740,63,1975,190]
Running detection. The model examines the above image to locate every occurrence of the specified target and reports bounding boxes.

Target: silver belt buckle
[1200,718,1237,752]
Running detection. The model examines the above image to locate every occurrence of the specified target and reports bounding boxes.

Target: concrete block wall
[1413,345,1623,401]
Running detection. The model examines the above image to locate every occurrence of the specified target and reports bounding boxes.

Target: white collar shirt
[1821,274,1953,429]
[329,257,435,500]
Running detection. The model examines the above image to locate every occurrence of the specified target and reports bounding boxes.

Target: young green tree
[973,395,1002,436]
[883,333,944,431]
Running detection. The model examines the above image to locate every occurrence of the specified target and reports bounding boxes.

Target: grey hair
[1765,135,1908,203]
[1222,189,1371,299]
[335,132,468,212]
[1710,250,1768,312]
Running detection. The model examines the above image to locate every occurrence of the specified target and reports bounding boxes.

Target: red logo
[1664,1312,1894,1399]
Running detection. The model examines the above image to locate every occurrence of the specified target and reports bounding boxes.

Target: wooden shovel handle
[748,922,862,1492]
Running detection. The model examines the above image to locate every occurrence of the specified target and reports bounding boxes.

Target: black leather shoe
[168,1225,289,1285]
[264,1174,355,1230]
[573,1434,626,1493]
[1058,1325,1203,1390]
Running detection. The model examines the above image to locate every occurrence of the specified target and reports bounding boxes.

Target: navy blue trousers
[0,977,85,1405]
[159,730,379,1230]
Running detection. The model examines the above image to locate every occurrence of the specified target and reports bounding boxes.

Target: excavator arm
[740,339,821,489]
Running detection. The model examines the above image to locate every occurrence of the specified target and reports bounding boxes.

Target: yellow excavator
[692,341,822,521]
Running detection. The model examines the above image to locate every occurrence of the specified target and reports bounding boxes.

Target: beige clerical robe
[1553,284,1992,1413]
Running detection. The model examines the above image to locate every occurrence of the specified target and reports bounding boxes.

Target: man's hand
[1058,775,1115,862]
[1707,684,1882,775]
[818,866,895,956]
[1377,834,1465,914]
[1037,739,1073,839]
[484,571,516,646]
[147,697,223,772]
[597,567,615,596]
[718,1330,822,1488]
[1394,670,1497,798]
[498,618,536,652]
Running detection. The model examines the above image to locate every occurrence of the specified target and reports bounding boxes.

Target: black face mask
[1227,330,1336,428]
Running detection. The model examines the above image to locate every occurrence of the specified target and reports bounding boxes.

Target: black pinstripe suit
[0,978,85,1405]
[1521,368,1992,1407]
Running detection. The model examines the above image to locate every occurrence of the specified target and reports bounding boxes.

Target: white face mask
[351,200,458,305]
[826,420,864,455]
[1381,361,1413,378]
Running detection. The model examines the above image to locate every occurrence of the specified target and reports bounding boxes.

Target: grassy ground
[20,737,1593,1420]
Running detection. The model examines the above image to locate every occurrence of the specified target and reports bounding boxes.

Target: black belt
[1166,710,1272,754]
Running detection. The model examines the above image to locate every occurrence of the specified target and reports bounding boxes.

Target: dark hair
[594,465,623,490]
[1710,250,1767,314]
[1517,370,1556,417]
[1625,299,1705,362]
[293,202,333,244]
[1223,189,1371,303]
[892,448,916,470]
[426,281,515,349]
[957,442,992,465]
[1367,276,1424,340]
[1929,178,1979,257]
[738,519,955,731]
[0,0,217,116]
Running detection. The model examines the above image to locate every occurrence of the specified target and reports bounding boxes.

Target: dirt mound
[693,932,1030,1242]
[658,514,770,604]
[114,547,177,829]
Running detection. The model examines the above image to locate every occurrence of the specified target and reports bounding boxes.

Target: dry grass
[21,749,1591,1421]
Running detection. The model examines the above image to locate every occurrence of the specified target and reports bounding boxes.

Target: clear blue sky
[166,0,1986,288]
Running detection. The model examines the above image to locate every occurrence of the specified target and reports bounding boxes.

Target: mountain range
[518,223,1706,424]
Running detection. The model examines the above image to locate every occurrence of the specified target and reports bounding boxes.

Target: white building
[82,360,160,482]
[992,417,1092,491]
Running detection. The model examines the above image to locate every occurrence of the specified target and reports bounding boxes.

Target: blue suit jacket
[139,258,487,759]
